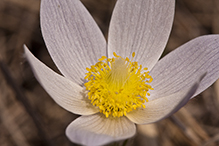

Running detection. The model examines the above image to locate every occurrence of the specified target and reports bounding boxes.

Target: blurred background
[0,0,219,146]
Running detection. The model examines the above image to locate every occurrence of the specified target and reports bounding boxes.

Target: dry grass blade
[0,59,53,146]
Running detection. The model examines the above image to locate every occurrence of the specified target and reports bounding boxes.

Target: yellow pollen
[84,52,153,118]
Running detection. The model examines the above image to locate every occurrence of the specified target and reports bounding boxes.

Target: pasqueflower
[24,0,219,145]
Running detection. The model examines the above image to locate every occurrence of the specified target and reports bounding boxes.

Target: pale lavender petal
[108,0,175,70]
[66,113,136,146]
[149,35,219,100]
[126,79,200,124]
[41,0,106,85]
[24,46,99,115]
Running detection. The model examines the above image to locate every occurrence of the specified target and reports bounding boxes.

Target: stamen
[84,52,153,118]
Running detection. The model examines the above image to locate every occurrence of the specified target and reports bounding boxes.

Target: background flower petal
[108,0,175,70]
[149,35,219,100]
[24,46,99,115]
[66,113,136,146]
[41,0,106,85]
[126,80,200,124]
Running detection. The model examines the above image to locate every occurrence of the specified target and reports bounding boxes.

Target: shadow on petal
[126,73,206,125]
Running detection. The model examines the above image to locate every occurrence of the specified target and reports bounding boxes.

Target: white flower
[24,0,219,146]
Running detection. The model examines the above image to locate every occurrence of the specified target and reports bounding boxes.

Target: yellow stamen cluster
[84,52,153,118]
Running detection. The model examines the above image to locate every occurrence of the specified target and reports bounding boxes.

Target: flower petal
[108,0,175,70]
[149,35,219,100]
[40,0,106,85]
[126,79,200,124]
[24,46,99,115]
[66,113,136,146]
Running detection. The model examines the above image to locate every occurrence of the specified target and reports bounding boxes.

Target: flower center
[84,52,153,118]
